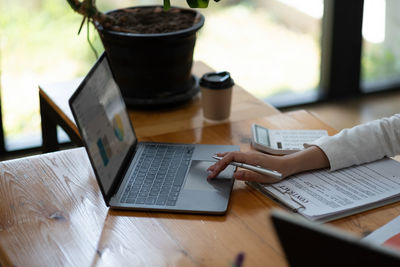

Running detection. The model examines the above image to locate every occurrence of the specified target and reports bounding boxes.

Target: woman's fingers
[217,151,263,167]
[207,150,287,183]
[207,151,244,178]
[234,170,283,183]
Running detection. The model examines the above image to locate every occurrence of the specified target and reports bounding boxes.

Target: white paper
[364,215,400,251]
[263,158,400,219]
[269,129,328,150]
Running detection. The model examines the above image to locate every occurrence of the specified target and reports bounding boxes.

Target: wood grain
[0,149,105,266]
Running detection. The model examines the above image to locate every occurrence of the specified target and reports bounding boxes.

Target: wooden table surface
[2,109,400,266]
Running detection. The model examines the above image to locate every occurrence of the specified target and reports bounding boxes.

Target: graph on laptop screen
[71,58,136,194]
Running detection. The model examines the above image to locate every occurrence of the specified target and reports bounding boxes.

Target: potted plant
[66,0,221,108]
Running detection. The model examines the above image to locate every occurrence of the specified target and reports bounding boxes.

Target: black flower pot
[96,6,205,108]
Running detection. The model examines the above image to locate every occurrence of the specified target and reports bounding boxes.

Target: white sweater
[306,114,400,171]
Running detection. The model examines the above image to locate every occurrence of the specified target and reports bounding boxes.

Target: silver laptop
[69,53,239,214]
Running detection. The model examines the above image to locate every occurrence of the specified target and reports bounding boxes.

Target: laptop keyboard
[121,144,194,206]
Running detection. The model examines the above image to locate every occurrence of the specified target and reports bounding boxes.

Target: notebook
[270,209,400,267]
[69,53,239,214]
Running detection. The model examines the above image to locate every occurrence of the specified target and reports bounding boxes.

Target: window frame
[269,0,400,108]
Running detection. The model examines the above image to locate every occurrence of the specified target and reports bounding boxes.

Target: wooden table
[2,109,400,266]
[39,61,279,152]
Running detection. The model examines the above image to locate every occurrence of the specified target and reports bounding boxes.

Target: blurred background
[0,0,400,153]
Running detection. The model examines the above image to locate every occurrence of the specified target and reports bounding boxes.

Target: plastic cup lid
[199,71,234,89]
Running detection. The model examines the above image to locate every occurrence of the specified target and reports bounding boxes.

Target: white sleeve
[304,114,400,171]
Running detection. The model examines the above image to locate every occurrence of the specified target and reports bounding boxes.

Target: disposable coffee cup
[200,71,234,121]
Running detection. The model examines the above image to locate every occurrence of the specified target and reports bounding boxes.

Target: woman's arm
[306,114,400,171]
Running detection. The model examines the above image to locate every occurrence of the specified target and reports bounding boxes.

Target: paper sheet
[364,215,400,251]
[263,158,400,219]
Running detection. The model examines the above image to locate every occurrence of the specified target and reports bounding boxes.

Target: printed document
[249,157,400,221]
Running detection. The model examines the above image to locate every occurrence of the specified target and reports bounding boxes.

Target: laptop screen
[270,210,400,266]
[70,55,136,195]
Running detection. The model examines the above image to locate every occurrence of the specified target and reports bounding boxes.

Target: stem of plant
[86,19,99,59]
[163,0,171,10]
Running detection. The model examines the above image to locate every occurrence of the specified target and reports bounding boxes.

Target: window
[361,0,400,92]
[0,0,105,153]
[197,0,323,106]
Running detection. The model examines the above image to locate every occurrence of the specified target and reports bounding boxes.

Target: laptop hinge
[105,142,138,205]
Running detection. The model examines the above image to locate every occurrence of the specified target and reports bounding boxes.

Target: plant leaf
[186,0,210,8]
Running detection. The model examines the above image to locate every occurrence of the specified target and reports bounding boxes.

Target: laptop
[69,53,239,214]
[270,209,400,267]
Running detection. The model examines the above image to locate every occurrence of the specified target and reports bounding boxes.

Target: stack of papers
[248,157,400,222]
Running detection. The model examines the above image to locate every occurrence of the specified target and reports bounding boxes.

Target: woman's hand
[207,146,330,184]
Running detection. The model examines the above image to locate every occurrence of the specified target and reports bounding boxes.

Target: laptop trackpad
[183,160,235,191]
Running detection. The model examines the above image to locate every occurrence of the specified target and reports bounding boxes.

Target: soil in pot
[108,7,197,34]
[97,6,204,108]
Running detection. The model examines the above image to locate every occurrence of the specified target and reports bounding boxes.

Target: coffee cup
[200,71,234,121]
